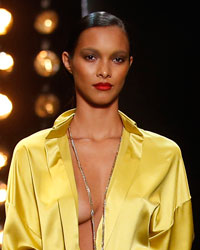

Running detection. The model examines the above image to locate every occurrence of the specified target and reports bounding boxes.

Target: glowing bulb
[0,150,8,169]
[0,52,14,72]
[0,93,13,119]
[35,93,60,118]
[44,19,52,27]
[34,10,59,34]
[45,103,54,114]
[0,8,13,35]
[44,58,52,72]
[0,183,7,203]
[34,50,60,77]
[40,50,48,58]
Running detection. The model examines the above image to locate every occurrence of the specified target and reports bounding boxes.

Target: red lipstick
[93,82,113,91]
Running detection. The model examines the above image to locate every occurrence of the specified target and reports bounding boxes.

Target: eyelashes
[113,57,125,63]
[84,55,96,61]
[83,54,127,64]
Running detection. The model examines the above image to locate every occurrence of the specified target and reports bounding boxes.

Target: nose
[96,61,111,79]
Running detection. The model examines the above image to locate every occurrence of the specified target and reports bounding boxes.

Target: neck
[70,99,123,140]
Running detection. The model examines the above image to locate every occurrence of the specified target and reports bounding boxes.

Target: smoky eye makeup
[113,57,125,63]
[80,48,129,63]
[112,51,129,62]
[84,54,96,61]
[80,49,99,61]
[112,54,129,63]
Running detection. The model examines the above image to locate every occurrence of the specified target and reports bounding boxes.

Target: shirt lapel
[45,109,80,250]
[44,109,143,250]
[96,112,144,248]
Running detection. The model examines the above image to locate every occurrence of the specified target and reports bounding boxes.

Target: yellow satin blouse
[2,109,194,249]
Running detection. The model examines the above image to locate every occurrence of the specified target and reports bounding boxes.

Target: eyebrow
[80,47,129,56]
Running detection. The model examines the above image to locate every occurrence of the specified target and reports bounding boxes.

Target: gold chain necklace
[68,126,122,250]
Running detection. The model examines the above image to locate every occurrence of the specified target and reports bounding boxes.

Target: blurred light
[35,93,60,118]
[0,8,13,35]
[34,10,59,34]
[0,52,14,72]
[0,182,7,203]
[40,0,51,9]
[0,93,13,120]
[34,50,60,77]
[81,0,89,17]
[0,149,9,169]
[0,230,3,246]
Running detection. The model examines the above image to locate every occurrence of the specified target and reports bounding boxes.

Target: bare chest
[68,137,120,225]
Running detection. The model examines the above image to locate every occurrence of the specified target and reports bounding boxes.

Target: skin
[62,25,133,250]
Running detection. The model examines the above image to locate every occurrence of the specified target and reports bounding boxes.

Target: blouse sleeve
[149,146,194,249]
[149,200,194,249]
[2,142,42,250]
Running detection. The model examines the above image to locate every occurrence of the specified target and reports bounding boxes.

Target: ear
[129,56,133,67]
[62,51,73,74]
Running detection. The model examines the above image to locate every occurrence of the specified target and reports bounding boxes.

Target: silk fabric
[2,109,194,249]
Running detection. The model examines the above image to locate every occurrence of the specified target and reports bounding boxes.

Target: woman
[2,11,194,250]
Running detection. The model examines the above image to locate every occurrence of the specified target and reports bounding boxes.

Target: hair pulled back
[66,11,133,57]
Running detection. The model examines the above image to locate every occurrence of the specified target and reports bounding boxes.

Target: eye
[85,55,96,61]
[113,57,125,64]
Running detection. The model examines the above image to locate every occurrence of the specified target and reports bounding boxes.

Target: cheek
[114,66,130,83]
[72,62,95,82]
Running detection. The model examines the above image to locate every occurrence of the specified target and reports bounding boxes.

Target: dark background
[0,0,198,248]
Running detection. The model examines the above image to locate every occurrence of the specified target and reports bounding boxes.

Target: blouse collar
[46,108,143,139]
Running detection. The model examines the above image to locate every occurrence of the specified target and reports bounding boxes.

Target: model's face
[63,26,133,107]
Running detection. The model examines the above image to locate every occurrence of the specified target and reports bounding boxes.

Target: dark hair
[66,11,133,57]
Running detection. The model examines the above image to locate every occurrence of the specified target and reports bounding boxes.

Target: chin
[76,88,120,108]
[81,95,118,108]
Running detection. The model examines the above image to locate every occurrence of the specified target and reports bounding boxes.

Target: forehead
[75,26,130,52]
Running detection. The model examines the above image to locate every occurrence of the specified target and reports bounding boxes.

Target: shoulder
[120,111,180,156]
[14,128,51,153]
[135,129,191,201]
[135,128,183,165]
[141,128,181,153]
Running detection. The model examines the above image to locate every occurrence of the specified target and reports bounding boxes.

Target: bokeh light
[0,8,13,35]
[34,10,59,34]
[35,93,60,118]
[34,50,60,77]
[0,94,13,120]
[0,229,3,246]
[0,52,14,72]
[0,182,7,204]
[0,149,9,170]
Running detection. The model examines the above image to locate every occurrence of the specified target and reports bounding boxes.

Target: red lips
[93,82,113,91]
